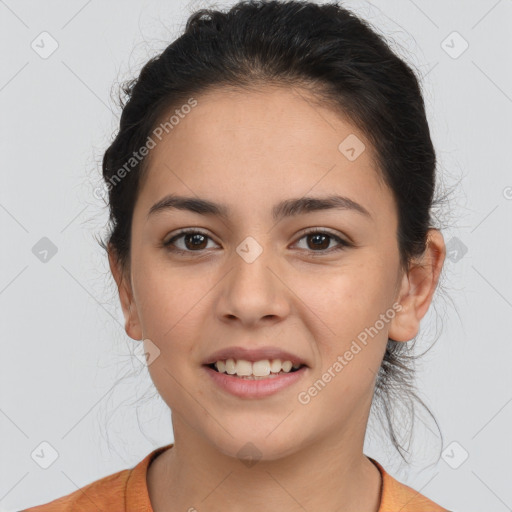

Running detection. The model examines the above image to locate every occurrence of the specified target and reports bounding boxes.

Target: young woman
[24,1,450,510]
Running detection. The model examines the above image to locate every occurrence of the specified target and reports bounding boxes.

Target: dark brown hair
[99,0,452,462]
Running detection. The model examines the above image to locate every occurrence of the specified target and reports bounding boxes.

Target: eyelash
[162,228,352,256]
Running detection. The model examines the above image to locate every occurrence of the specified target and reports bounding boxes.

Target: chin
[204,423,306,464]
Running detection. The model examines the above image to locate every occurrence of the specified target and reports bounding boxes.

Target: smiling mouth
[206,361,306,380]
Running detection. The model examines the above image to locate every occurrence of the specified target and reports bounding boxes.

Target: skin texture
[109,85,446,512]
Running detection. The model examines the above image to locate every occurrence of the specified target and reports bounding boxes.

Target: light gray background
[1,0,511,511]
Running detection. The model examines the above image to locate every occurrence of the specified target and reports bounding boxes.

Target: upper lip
[203,346,308,367]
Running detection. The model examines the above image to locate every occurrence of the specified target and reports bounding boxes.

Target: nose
[215,238,291,328]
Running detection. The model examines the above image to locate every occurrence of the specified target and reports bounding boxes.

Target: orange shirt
[22,444,449,511]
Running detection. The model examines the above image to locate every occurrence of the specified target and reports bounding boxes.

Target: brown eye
[183,232,208,250]
[163,228,351,256]
[294,229,351,253]
[163,229,217,254]
[306,233,330,250]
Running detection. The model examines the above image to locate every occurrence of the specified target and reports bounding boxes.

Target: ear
[388,229,446,343]
[108,244,143,341]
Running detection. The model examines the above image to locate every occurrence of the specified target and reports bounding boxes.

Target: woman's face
[111,85,437,460]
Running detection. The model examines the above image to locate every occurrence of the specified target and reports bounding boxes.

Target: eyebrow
[147,194,372,222]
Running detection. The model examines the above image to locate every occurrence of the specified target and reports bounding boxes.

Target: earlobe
[107,245,143,341]
[125,302,143,341]
[388,272,417,343]
[388,229,446,343]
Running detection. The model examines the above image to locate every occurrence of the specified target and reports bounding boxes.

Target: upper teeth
[215,359,301,377]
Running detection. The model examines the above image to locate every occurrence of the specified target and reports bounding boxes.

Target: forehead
[135,85,395,224]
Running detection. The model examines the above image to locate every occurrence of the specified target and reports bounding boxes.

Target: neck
[148,414,382,512]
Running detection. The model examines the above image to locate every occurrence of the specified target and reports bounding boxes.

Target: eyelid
[298,226,348,240]
[163,226,352,255]
[294,227,352,251]
[165,227,211,241]
[164,228,218,247]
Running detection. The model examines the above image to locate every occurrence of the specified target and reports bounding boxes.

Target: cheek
[295,260,393,373]
[130,256,220,394]
[131,249,203,337]
[294,274,391,422]
[132,261,205,411]
[300,260,391,327]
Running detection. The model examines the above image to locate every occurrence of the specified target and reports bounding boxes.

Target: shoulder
[370,458,451,512]
[21,467,131,511]
[20,444,175,512]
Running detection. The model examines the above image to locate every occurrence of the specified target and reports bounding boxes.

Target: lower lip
[203,365,307,399]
